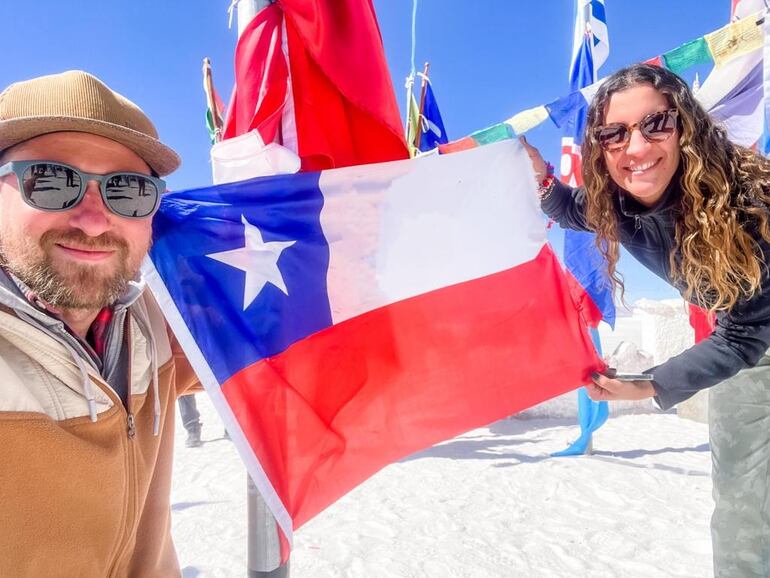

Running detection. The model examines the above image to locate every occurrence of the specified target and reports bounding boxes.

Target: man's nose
[67,180,112,236]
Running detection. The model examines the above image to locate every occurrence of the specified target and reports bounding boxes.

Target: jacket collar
[616,165,683,219]
[0,265,146,370]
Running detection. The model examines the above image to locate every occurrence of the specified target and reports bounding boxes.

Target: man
[0,70,200,577]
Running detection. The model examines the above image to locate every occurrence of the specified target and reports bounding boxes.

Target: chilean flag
[144,140,603,544]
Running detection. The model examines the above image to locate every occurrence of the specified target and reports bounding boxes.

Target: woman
[522,63,770,576]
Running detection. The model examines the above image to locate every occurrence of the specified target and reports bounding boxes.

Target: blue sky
[1,1,733,304]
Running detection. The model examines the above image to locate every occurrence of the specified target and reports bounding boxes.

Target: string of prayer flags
[434,11,768,155]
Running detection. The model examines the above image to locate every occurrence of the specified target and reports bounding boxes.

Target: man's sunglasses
[0,160,165,218]
[594,109,679,152]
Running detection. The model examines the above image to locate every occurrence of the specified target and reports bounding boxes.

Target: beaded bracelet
[537,161,556,201]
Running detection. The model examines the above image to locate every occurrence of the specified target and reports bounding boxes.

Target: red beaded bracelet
[537,161,556,200]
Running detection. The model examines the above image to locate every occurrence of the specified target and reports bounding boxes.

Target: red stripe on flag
[564,269,603,329]
[221,245,604,529]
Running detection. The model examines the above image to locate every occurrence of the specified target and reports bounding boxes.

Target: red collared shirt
[86,307,114,360]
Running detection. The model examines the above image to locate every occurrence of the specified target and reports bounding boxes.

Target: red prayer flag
[643,55,664,67]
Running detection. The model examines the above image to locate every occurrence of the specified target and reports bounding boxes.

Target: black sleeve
[540,179,592,232]
[649,242,770,409]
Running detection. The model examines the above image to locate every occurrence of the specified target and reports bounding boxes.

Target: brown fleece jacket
[0,291,200,577]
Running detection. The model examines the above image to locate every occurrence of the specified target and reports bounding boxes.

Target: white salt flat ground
[172,394,713,578]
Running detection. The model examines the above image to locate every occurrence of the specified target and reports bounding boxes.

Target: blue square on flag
[150,172,333,383]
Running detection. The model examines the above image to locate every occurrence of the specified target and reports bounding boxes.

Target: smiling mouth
[626,159,661,174]
[55,244,116,261]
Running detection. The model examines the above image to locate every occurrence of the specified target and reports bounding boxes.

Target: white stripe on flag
[579,80,604,106]
[696,42,764,148]
[318,139,548,324]
[697,48,762,111]
[590,3,609,71]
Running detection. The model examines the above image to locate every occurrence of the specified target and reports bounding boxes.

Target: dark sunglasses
[0,160,165,218]
[594,108,679,152]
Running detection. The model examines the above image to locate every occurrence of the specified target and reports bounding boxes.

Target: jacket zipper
[648,212,673,277]
[124,312,135,440]
[103,307,133,437]
[108,313,138,577]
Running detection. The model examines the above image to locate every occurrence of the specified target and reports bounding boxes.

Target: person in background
[522,63,770,577]
[178,393,203,447]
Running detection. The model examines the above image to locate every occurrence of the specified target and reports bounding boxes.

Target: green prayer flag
[662,37,712,74]
[470,123,514,146]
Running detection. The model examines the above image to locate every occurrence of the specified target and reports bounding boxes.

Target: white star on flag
[206,215,296,310]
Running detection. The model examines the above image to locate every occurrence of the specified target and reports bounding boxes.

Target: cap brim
[0,116,181,176]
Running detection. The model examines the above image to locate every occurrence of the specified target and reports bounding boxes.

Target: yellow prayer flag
[505,106,549,135]
[705,13,763,67]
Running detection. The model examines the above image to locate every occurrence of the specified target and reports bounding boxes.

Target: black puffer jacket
[542,177,770,409]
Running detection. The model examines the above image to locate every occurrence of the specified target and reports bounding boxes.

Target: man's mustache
[40,229,128,252]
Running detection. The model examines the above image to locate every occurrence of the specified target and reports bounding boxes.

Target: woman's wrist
[537,161,556,201]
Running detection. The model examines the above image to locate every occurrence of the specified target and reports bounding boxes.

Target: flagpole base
[248,565,289,578]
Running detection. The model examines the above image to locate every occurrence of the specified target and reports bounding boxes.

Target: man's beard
[0,228,143,310]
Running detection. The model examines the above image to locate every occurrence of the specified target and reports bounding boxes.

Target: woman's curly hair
[581,63,770,312]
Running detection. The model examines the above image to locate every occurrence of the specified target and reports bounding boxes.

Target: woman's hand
[519,135,549,183]
[586,372,656,401]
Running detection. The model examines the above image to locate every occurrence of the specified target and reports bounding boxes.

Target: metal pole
[247,475,288,577]
[233,4,289,575]
[202,58,224,143]
[415,62,430,150]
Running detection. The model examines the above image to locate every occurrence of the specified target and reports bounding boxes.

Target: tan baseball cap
[0,70,180,176]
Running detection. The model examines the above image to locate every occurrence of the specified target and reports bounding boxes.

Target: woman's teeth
[628,160,657,173]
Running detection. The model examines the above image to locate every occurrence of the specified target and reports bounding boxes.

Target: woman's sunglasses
[594,109,679,152]
[0,160,165,219]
